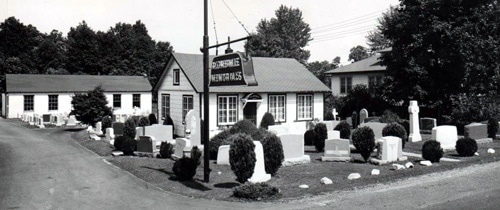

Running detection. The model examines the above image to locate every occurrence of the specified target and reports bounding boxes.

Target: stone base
[282,155,311,166]
[370,156,408,165]
[112,151,123,156]
[135,151,159,158]
[321,156,351,162]
[248,174,271,184]
[476,138,493,144]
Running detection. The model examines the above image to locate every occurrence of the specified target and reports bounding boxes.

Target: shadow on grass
[141,166,212,191]
[214,182,241,189]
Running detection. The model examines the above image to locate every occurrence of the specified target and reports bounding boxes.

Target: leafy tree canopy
[348,45,369,63]
[71,86,113,126]
[306,56,340,85]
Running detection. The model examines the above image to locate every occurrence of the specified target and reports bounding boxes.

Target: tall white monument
[408,100,422,142]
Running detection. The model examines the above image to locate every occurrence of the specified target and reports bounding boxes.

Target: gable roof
[6,74,152,93]
[155,53,330,93]
[324,53,386,74]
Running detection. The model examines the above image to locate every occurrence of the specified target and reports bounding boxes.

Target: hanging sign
[210,52,258,86]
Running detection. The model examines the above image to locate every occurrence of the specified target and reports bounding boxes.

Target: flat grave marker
[322,139,351,162]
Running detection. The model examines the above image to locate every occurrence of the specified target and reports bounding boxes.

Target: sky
[0,0,399,65]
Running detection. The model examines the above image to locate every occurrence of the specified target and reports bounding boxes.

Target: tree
[66,21,100,74]
[71,86,112,126]
[245,5,312,64]
[379,0,500,121]
[348,45,369,63]
[306,56,340,85]
[33,30,68,74]
[365,7,396,53]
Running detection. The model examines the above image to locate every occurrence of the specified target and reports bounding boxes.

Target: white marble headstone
[248,141,271,183]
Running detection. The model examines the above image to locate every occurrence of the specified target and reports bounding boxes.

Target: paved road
[1,118,500,209]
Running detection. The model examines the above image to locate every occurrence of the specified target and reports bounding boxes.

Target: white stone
[87,126,94,133]
[392,164,405,170]
[248,141,272,183]
[420,160,433,166]
[95,122,103,136]
[323,121,341,132]
[327,130,340,140]
[268,125,289,135]
[320,177,333,185]
[144,124,173,142]
[488,148,495,154]
[474,152,479,156]
[359,108,368,124]
[173,138,191,159]
[67,115,77,126]
[89,134,100,141]
[432,125,458,150]
[105,128,115,142]
[405,162,414,168]
[185,110,201,145]
[408,100,422,142]
[278,134,310,166]
[348,173,361,180]
[371,169,380,175]
[322,138,351,162]
[299,184,309,189]
[359,122,386,140]
[216,145,230,165]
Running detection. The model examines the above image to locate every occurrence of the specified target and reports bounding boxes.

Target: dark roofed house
[154,52,330,137]
[2,74,152,119]
[324,52,386,95]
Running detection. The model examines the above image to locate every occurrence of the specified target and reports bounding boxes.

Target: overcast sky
[0,0,398,64]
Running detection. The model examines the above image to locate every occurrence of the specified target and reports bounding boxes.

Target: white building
[153,53,330,137]
[2,74,152,119]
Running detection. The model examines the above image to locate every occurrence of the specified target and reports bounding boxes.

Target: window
[24,95,34,111]
[48,95,58,111]
[340,77,352,94]
[297,94,313,120]
[161,94,170,119]
[113,94,121,108]
[132,94,141,108]
[218,95,238,125]
[268,95,286,122]
[173,69,180,85]
[182,95,193,121]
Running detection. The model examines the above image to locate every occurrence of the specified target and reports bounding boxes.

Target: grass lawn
[69,127,500,202]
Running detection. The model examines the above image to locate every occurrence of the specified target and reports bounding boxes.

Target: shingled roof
[6,74,152,93]
[324,53,386,74]
[156,53,330,93]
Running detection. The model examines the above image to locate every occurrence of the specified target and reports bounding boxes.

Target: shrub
[229,133,256,183]
[131,116,141,126]
[455,137,478,157]
[159,141,174,158]
[260,112,276,130]
[488,118,499,139]
[229,119,259,135]
[382,123,407,148]
[148,113,158,124]
[102,116,112,134]
[251,127,269,141]
[334,120,351,139]
[138,116,150,127]
[233,183,281,200]
[313,123,327,152]
[172,157,198,181]
[113,136,126,151]
[70,86,113,126]
[422,140,443,162]
[324,112,335,121]
[163,114,175,138]
[398,120,410,137]
[209,130,232,159]
[304,129,315,146]
[352,126,375,162]
[380,110,401,123]
[121,136,137,156]
[123,118,137,139]
[191,146,202,166]
[261,133,284,176]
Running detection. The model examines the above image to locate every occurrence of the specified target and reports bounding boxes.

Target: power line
[313,25,375,38]
[209,0,219,54]
[221,0,251,36]
[311,15,379,34]
[310,31,369,43]
[311,8,387,30]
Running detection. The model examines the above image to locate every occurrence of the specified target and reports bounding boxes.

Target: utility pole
[202,0,210,183]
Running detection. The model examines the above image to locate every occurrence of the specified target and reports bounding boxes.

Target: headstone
[420,118,437,134]
[95,122,103,136]
[37,118,45,128]
[278,134,310,166]
[332,108,339,121]
[359,108,368,124]
[352,111,358,128]
[247,141,272,183]
[136,127,144,140]
[268,125,289,135]
[67,115,77,126]
[464,123,489,140]
[363,117,381,123]
[327,130,340,140]
[136,136,156,154]
[43,114,51,123]
[322,139,351,162]
[431,125,458,150]
[105,128,115,142]
[216,145,230,165]
[144,124,173,142]
[56,114,65,126]
[185,110,201,145]
[408,100,422,142]
[346,117,352,127]
[371,136,405,165]
[112,122,125,136]
[323,121,340,131]
[173,138,191,159]
[284,122,308,135]
[359,122,387,140]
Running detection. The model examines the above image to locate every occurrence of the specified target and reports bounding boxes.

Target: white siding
[330,72,384,96]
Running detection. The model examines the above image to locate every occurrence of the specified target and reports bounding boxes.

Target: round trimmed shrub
[102,116,112,134]
[455,137,478,157]
[138,116,150,127]
[261,133,284,176]
[191,146,202,166]
[123,118,137,139]
[382,123,408,148]
[121,136,137,156]
[209,130,232,160]
[172,157,198,181]
[159,141,174,158]
[422,140,443,163]
[251,127,268,141]
[352,126,376,162]
[313,123,327,152]
[334,120,351,139]
[229,119,259,135]
[163,114,175,138]
[229,133,256,183]
[260,112,275,130]
[324,112,335,121]
[398,120,410,137]
[233,183,281,200]
[304,129,315,146]
[488,118,498,139]
[148,113,158,124]
[113,136,126,151]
